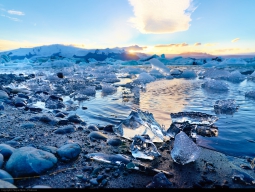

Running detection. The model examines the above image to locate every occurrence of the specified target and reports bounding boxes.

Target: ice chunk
[171,131,200,165]
[245,91,255,99]
[201,69,230,79]
[130,135,161,160]
[171,112,218,125]
[149,69,165,78]
[133,72,155,84]
[150,58,170,76]
[80,86,96,96]
[114,110,166,142]
[101,83,117,95]
[214,99,239,115]
[221,58,247,66]
[85,153,131,165]
[170,69,182,75]
[120,67,145,74]
[179,70,197,79]
[227,70,245,82]
[201,80,229,91]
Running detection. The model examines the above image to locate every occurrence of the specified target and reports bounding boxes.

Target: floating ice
[130,135,161,160]
[80,86,96,96]
[171,112,218,125]
[214,99,239,115]
[245,91,255,99]
[201,80,229,91]
[167,112,219,139]
[150,58,170,76]
[120,67,145,75]
[201,69,230,79]
[170,69,182,75]
[133,72,155,84]
[114,110,166,142]
[101,83,117,95]
[227,70,245,82]
[149,69,165,78]
[171,131,200,165]
[221,58,247,66]
[180,70,197,79]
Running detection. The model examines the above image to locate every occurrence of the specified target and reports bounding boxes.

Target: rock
[0,179,16,188]
[6,147,57,177]
[55,112,66,118]
[146,173,172,188]
[88,131,107,141]
[232,169,255,185]
[0,144,16,159]
[103,125,114,132]
[17,93,29,100]
[101,179,108,187]
[58,119,69,125]
[87,124,99,131]
[45,95,65,109]
[32,185,51,188]
[5,141,19,148]
[57,72,64,78]
[39,146,58,155]
[67,114,83,123]
[57,143,81,162]
[14,97,27,107]
[21,122,36,129]
[107,138,122,147]
[39,115,58,126]
[97,174,104,182]
[90,178,98,186]
[54,125,75,134]
[0,90,9,101]
[82,106,88,110]
[0,169,14,184]
[0,154,3,168]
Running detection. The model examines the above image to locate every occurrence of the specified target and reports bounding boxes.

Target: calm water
[75,67,255,158]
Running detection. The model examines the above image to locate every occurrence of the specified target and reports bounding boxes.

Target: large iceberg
[114,110,166,142]
[171,131,200,165]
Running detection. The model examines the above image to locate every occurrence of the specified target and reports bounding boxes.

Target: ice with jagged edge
[200,69,231,80]
[130,135,161,160]
[214,99,239,115]
[150,58,170,76]
[201,79,229,91]
[101,83,117,95]
[114,109,167,142]
[133,72,155,84]
[227,70,246,82]
[171,131,200,165]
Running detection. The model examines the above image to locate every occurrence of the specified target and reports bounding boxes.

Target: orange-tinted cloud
[155,43,188,48]
[231,38,240,43]
[194,42,201,46]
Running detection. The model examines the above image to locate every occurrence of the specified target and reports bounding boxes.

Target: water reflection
[138,79,198,128]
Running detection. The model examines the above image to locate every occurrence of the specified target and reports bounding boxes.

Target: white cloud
[1,14,21,22]
[231,38,240,43]
[7,10,25,16]
[128,0,196,34]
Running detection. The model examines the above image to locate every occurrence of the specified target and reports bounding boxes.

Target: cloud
[128,0,196,34]
[204,43,217,47]
[155,43,188,47]
[213,48,240,53]
[1,14,21,22]
[7,10,25,16]
[231,38,240,43]
[194,42,201,46]
[123,45,147,51]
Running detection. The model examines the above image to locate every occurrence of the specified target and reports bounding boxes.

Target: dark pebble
[87,124,99,131]
[55,112,66,118]
[57,143,81,162]
[57,72,64,78]
[88,131,107,141]
[90,178,98,186]
[103,125,114,132]
[58,119,69,125]
[0,144,16,159]
[82,166,93,173]
[97,175,104,182]
[54,125,75,134]
[68,114,83,123]
[101,179,108,187]
[82,106,87,110]
[107,138,122,147]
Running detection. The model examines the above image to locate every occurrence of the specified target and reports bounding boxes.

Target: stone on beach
[57,143,81,162]
[0,144,16,159]
[6,147,57,177]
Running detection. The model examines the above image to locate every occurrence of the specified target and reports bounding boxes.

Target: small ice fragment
[171,112,218,125]
[232,169,255,185]
[85,153,131,165]
[245,91,255,99]
[80,86,96,96]
[130,135,161,160]
[201,80,229,91]
[180,70,197,79]
[214,99,239,115]
[101,83,117,95]
[170,69,182,75]
[171,131,200,165]
[114,110,166,142]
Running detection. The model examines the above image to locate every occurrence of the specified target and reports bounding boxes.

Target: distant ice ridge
[201,80,229,91]
[171,131,200,165]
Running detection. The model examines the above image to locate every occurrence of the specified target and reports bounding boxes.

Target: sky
[0,0,255,55]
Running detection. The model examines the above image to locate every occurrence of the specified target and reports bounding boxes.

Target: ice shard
[167,112,218,138]
[214,99,239,115]
[85,153,131,165]
[114,110,166,142]
[171,131,200,165]
[130,135,161,160]
[171,112,218,125]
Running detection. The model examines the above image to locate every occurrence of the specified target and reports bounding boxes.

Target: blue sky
[0,0,255,55]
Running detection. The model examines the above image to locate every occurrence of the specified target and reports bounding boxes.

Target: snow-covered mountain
[0,44,144,61]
